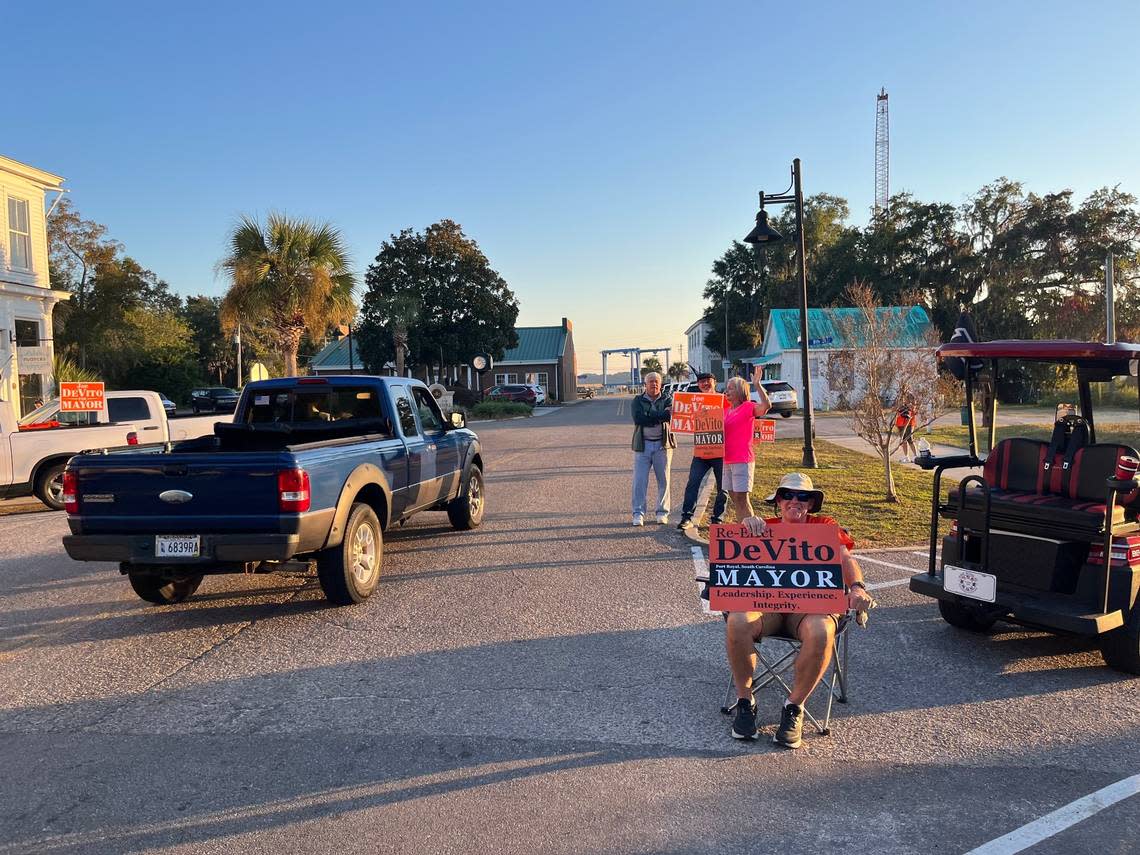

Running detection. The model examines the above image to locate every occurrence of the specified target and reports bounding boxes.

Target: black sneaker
[710,516,724,525]
[677,516,693,529]
[774,703,803,749]
[731,698,758,740]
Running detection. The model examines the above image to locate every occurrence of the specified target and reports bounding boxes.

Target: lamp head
[744,209,783,245]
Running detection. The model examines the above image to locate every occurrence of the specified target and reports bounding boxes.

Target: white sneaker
[900,457,910,464]
[656,514,669,525]
[632,515,644,527]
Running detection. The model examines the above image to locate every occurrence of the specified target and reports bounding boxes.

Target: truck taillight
[63,471,79,514]
[127,431,139,446]
[278,469,311,512]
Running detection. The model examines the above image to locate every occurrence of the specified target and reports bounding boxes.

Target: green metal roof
[309,335,358,369]
[765,307,932,353]
[500,326,566,363]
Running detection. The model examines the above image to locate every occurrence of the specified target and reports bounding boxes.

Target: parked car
[577,386,595,398]
[4,391,227,510]
[191,387,240,413]
[159,394,177,417]
[526,384,547,405]
[756,381,798,417]
[62,376,484,606]
[487,385,537,405]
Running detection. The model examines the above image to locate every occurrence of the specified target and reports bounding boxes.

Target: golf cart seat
[949,424,1140,541]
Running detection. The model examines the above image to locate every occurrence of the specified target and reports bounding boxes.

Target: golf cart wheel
[1099,609,1140,675]
[128,570,204,605]
[938,599,998,632]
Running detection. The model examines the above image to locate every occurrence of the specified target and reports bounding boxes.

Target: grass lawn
[703,438,956,549]
[924,422,1140,452]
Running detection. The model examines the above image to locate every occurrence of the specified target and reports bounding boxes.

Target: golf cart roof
[939,340,1140,365]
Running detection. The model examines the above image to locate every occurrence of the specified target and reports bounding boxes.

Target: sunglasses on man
[777,489,814,502]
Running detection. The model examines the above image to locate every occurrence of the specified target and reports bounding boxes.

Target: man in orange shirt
[726,473,874,748]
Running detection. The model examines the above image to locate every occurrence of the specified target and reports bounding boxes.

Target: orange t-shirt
[765,514,855,549]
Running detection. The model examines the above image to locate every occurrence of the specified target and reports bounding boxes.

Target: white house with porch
[0,155,68,421]
[744,307,934,410]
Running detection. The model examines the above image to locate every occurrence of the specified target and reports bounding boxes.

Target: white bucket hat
[764,472,824,513]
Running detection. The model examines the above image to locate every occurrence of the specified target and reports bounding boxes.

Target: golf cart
[910,340,1140,674]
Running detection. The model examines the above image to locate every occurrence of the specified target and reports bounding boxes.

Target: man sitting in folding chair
[726,473,874,748]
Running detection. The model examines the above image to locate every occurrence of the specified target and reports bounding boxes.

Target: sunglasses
[777,489,814,502]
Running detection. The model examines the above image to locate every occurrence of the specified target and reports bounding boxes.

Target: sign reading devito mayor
[709,522,848,613]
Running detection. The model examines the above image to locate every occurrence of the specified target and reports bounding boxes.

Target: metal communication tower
[874,88,889,214]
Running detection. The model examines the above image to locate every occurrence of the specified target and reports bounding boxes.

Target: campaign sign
[752,418,776,444]
[708,522,848,613]
[672,391,726,459]
[59,382,106,412]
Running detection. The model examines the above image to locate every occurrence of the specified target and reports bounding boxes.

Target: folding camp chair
[718,610,865,738]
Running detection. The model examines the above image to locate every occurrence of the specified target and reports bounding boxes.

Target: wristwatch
[849,581,867,592]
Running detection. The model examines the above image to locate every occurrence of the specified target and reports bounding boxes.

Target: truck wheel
[35,463,67,510]
[1099,609,1140,675]
[938,599,999,632]
[128,571,203,605]
[447,465,485,530]
[781,411,792,418]
[317,503,382,605]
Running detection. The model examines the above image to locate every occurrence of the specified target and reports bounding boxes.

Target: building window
[494,373,517,385]
[8,197,32,270]
[15,319,40,347]
[829,351,855,391]
[809,356,821,379]
[19,373,43,417]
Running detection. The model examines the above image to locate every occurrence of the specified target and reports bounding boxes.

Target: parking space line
[865,578,911,591]
[966,772,1140,855]
[855,555,921,574]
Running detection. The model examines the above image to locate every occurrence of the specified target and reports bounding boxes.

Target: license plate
[768,392,793,402]
[156,535,200,558]
[944,564,996,603]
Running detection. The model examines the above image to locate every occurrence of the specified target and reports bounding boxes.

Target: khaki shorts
[724,462,754,492]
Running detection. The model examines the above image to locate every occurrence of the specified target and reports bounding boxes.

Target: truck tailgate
[69,450,294,534]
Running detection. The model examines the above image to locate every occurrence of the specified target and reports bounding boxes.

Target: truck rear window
[246,387,383,425]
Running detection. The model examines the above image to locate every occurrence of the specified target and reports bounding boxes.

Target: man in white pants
[630,372,675,525]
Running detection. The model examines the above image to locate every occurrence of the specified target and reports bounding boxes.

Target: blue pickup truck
[61,376,484,606]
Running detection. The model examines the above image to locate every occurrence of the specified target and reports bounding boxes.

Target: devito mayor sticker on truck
[709,522,848,613]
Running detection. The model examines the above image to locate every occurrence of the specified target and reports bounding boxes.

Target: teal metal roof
[309,335,356,368]
[500,326,566,363]
[765,307,932,353]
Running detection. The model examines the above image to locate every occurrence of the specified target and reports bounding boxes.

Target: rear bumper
[62,533,300,564]
[909,572,1124,635]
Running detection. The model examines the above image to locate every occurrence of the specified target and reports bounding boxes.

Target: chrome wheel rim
[48,472,65,506]
[350,523,378,584]
[469,474,483,519]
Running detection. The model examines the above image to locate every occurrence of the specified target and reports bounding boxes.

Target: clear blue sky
[9,0,1139,371]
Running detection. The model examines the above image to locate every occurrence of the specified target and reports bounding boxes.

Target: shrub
[448,385,482,409]
[471,401,532,419]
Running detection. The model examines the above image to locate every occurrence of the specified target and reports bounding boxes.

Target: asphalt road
[1,400,1137,854]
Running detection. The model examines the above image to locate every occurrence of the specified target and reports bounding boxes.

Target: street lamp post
[743,157,817,468]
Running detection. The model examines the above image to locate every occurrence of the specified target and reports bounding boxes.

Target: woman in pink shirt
[722,376,770,521]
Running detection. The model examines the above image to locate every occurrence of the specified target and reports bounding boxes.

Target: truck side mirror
[449,411,466,430]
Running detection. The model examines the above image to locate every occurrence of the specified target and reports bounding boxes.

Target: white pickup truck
[2,391,228,510]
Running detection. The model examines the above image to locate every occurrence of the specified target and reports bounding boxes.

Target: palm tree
[667,361,689,383]
[217,213,357,377]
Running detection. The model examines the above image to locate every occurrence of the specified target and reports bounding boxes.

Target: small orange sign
[708,522,848,613]
[752,418,776,444]
[59,382,106,412]
[672,391,726,459]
